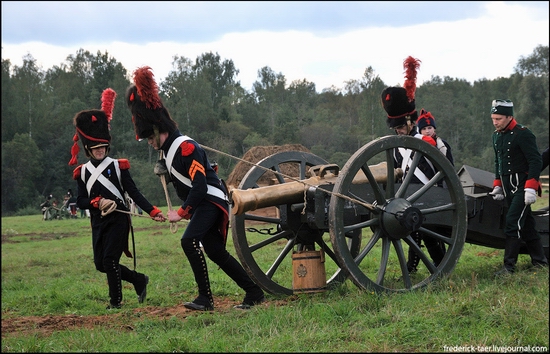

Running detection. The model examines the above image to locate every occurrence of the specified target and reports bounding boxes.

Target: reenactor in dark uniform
[489,99,548,274]
[125,66,265,311]
[381,56,446,273]
[69,88,166,309]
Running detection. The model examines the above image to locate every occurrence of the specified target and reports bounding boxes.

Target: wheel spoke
[354,229,381,264]
[393,240,413,289]
[361,164,386,204]
[265,238,295,278]
[395,150,423,198]
[247,229,294,252]
[418,227,453,246]
[376,237,391,285]
[407,171,445,203]
[420,202,456,215]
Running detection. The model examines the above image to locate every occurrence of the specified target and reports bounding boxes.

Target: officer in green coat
[489,99,548,275]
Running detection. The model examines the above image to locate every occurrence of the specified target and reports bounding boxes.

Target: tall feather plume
[101,88,117,122]
[403,56,421,102]
[133,66,162,109]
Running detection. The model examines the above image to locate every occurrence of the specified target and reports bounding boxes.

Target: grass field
[1,197,549,352]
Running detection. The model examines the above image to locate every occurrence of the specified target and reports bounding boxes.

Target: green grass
[1,205,548,353]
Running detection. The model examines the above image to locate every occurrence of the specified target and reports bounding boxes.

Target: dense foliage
[2,46,548,215]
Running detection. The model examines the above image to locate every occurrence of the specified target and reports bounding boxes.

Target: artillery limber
[228,135,549,295]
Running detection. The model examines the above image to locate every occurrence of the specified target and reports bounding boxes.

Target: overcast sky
[2,1,548,92]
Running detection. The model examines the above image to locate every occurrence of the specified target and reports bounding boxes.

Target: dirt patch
[1,297,292,338]
[226,144,311,188]
[2,232,80,244]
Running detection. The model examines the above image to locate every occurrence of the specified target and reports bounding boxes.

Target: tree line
[1,45,548,216]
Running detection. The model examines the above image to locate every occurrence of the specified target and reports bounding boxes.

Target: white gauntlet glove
[489,186,505,201]
[99,198,117,216]
[524,188,537,205]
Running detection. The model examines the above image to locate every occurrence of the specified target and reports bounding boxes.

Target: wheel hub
[380,198,423,239]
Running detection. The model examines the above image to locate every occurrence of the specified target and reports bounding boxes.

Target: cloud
[1,1,548,92]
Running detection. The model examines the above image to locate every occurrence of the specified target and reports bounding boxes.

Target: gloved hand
[489,186,505,201]
[177,205,193,220]
[524,188,537,205]
[421,135,436,147]
[99,198,117,216]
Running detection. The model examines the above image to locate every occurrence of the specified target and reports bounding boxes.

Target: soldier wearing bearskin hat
[126,66,265,311]
[381,56,446,274]
[69,88,166,309]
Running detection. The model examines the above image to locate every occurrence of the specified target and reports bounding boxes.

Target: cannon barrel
[230,162,402,215]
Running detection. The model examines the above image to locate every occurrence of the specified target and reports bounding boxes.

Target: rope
[113,208,187,226]
[199,144,376,212]
[159,150,178,233]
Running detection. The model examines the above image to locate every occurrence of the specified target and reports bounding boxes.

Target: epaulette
[180,141,195,156]
[72,165,83,180]
[118,159,130,169]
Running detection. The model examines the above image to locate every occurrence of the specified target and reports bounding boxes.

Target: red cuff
[90,196,102,209]
[178,205,192,220]
[524,178,541,193]
[149,206,162,217]
[493,179,502,188]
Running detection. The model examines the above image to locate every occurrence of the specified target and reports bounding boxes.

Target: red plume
[69,133,80,166]
[133,66,162,109]
[403,56,421,102]
[101,88,117,122]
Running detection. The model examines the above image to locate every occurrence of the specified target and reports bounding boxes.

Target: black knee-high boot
[120,265,149,303]
[207,248,265,307]
[524,238,549,267]
[181,238,214,310]
[105,260,122,308]
[496,237,523,275]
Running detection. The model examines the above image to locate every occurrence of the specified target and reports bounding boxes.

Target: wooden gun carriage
[228,136,549,295]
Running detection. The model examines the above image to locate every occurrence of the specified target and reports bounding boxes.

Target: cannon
[229,135,549,295]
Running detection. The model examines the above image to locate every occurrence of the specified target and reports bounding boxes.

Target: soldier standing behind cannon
[125,66,265,311]
[380,56,447,273]
[68,88,166,309]
[489,99,548,275]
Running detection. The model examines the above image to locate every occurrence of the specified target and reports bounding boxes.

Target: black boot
[496,237,522,276]
[524,238,549,268]
[105,261,123,309]
[407,232,422,273]
[181,238,214,311]
[120,266,149,303]
[207,248,265,309]
[424,237,446,267]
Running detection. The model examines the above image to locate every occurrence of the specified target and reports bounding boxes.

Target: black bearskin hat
[69,88,116,165]
[381,56,421,128]
[125,66,178,140]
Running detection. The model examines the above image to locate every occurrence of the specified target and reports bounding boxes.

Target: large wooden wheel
[231,151,361,295]
[329,135,468,293]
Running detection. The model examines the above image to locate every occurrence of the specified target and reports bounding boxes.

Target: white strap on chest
[164,135,228,202]
[82,157,125,203]
[398,147,430,185]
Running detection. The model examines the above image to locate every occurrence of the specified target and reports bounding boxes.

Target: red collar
[500,118,517,132]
